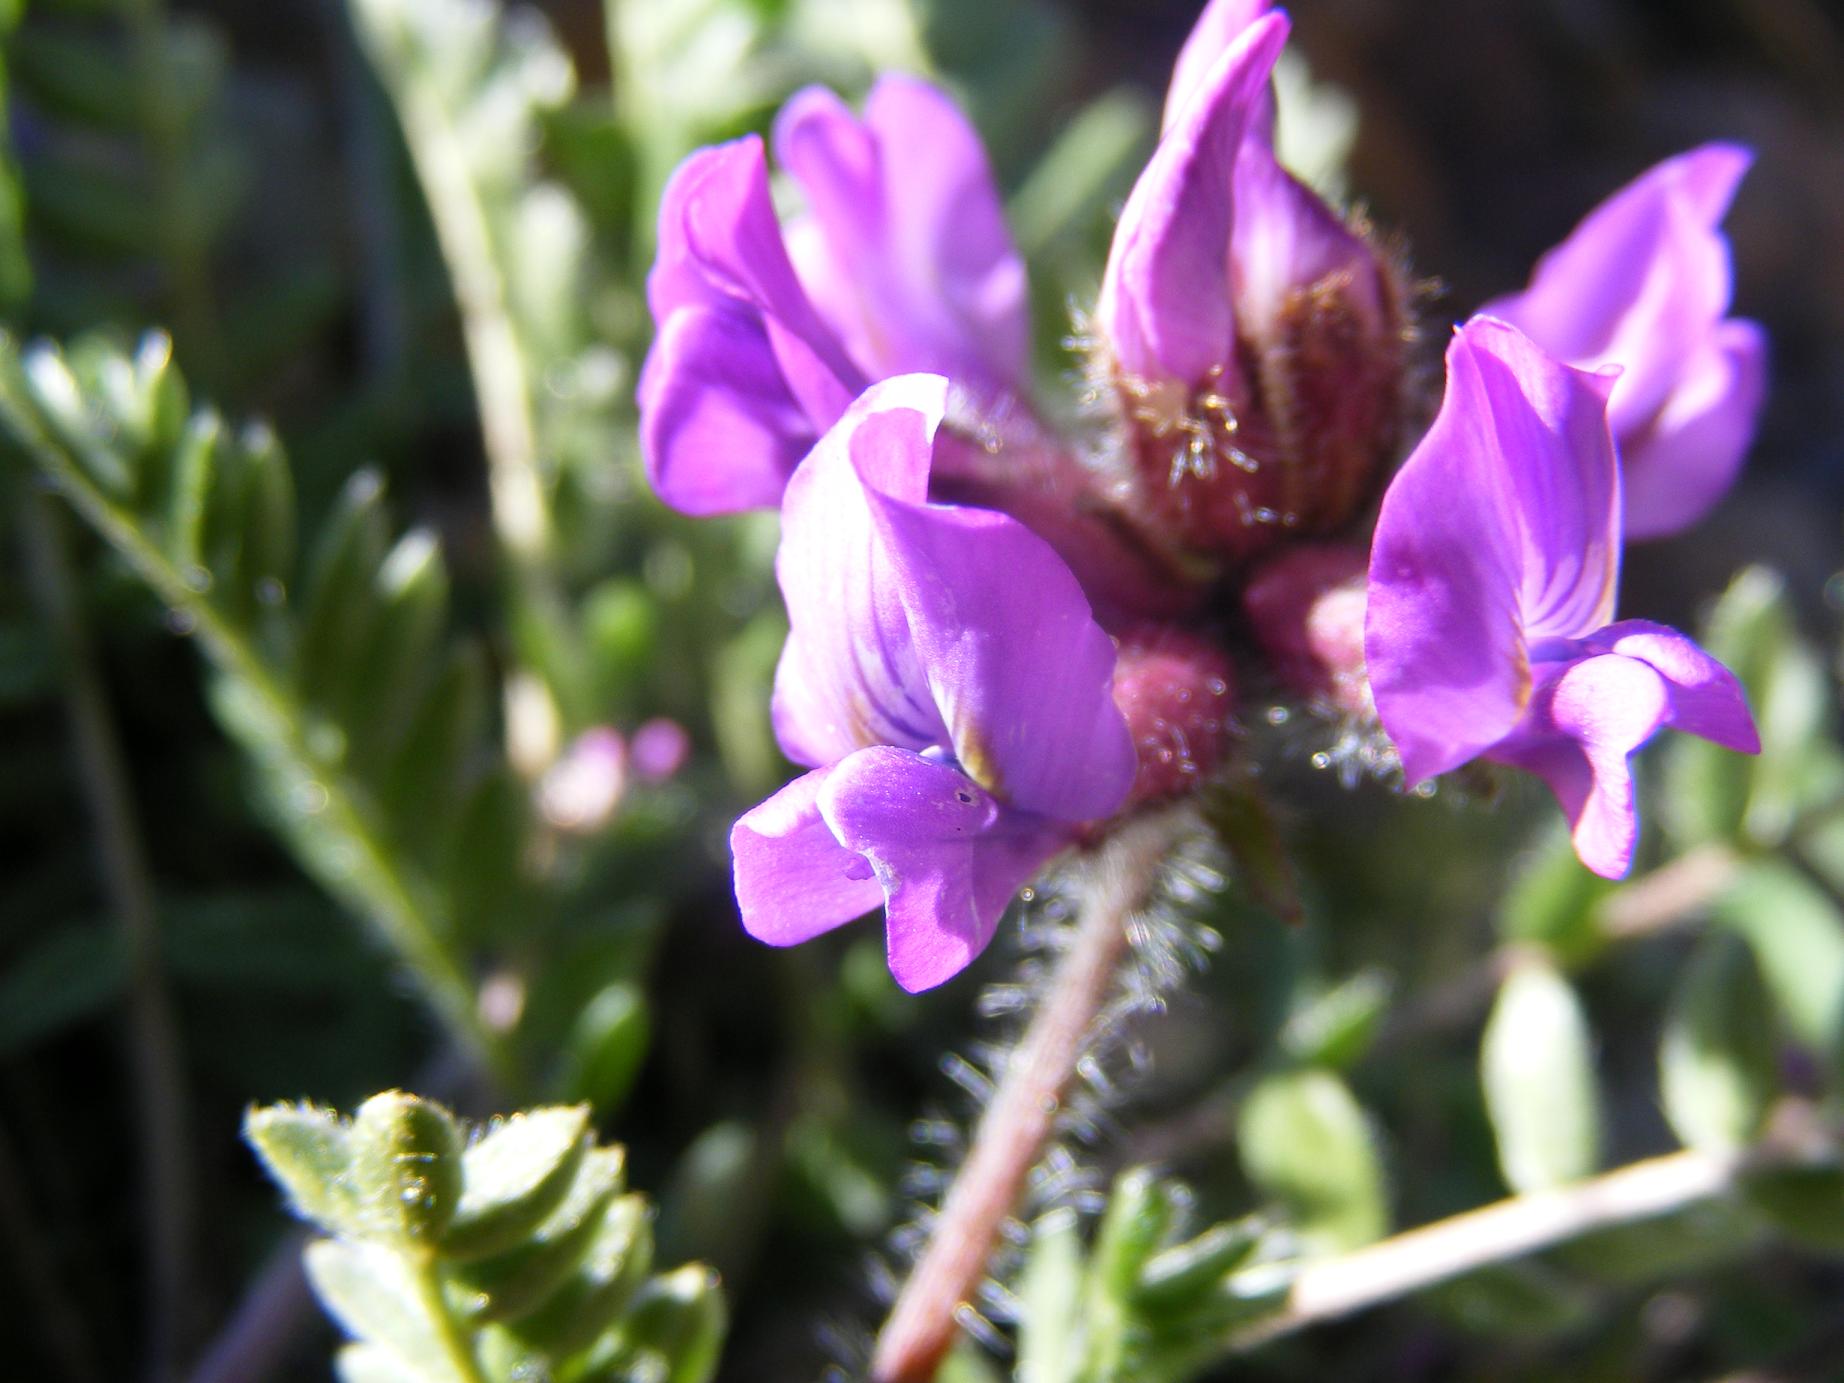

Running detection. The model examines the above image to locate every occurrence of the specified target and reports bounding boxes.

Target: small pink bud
[1243,544,1370,716]
[1111,628,1238,806]
[630,718,692,783]
[537,728,629,832]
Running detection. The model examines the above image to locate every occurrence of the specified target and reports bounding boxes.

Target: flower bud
[1096,13,1408,570]
[538,728,629,833]
[1111,628,1238,806]
[1243,544,1370,717]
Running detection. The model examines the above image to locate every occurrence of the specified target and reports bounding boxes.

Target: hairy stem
[871,821,1171,1383]
[1236,1147,1742,1349]
[20,492,193,1382]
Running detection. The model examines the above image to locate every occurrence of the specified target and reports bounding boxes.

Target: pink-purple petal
[1460,320,1622,640]
[1098,13,1289,382]
[732,766,884,946]
[1588,620,1761,753]
[1492,653,1671,878]
[1619,318,1767,539]
[1366,318,1613,784]
[1162,0,1276,136]
[861,491,1135,821]
[770,377,952,768]
[637,307,812,515]
[639,136,866,514]
[817,746,1064,992]
[1230,140,1381,339]
[773,75,1028,394]
[1484,144,1758,537]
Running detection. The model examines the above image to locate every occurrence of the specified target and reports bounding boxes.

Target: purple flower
[1365,317,1758,878]
[1095,8,1404,562]
[773,75,1029,399]
[1484,145,1766,539]
[730,375,1135,991]
[638,77,1027,517]
[1161,0,1275,138]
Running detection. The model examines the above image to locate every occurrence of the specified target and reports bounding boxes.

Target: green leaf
[599,1264,726,1383]
[0,923,127,1056]
[442,1106,592,1263]
[349,1092,466,1246]
[1660,933,1777,1152]
[305,1239,471,1382]
[1088,1168,1175,1302]
[1015,1209,1083,1383]
[378,642,490,857]
[1481,961,1601,1192]
[1744,1164,1844,1252]
[295,468,390,712]
[1076,1169,1173,1382]
[451,1146,625,1324]
[1279,971,1391,1069]
[508,1193,654,1358]
[245,1102,360,1236]
[1717,861,1844,1067]
[341,528,450,758]
[556,983,650,1117]
[1132,1218,1263,1316]
[1663,567,1835,850]
[1497,822,1615,966]
[1238,1067,1387,1254]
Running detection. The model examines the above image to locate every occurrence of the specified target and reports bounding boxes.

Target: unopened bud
[1111,628,1238,806]
[538,728,629,833]
[1096,15,1409,572]
[1243,544,1370,716]
[629,718,691,783]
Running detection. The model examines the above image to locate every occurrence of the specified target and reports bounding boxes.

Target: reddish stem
[871,823,1169,1383]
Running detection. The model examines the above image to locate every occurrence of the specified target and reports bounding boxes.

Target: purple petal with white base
[735,374,1135,989]
[1485,144,1764,537]
[774,75,1029,395]
[1366,317,1758,878]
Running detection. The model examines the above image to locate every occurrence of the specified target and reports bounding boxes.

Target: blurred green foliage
[0,1,1841,1381]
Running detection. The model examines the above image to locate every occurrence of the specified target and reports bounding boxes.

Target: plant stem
[6,401,513,1088]
[0,1115,101,1382]
[20,491,193,1383]
[389,76,550,566]
[1235,1147,1742,1349]
[871,821,1171,1383]
[354,2,584,757]
[411,1253,488,1383]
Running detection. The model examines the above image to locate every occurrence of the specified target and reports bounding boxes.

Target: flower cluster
[638,0,1764,988]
